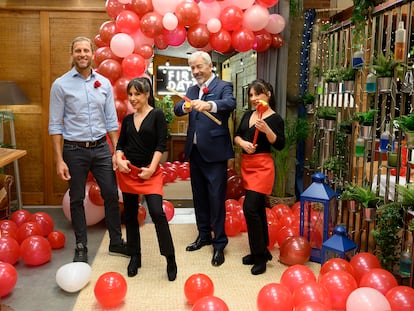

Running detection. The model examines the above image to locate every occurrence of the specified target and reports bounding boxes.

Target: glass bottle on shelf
[379,123,390,153]
[352,45,364,69]
[355,136,365,157]
[366,71,376,93]
[399,243,412,277]
[394,21,406,62]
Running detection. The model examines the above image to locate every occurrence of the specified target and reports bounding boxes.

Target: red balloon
[192,296,229,311]
[47,230,66,249]
[359,268,398,295]
[97,59,122,84]
[271,203,292,220]
[220,6,243,31]
[227,168,237,179]
[271,33,284,48]
[10,209,31,227]
[349,252,381,284]
[0,261,18,297]
[257,283,293,311]
[267,222,279,250]
[94,272,127,308]
[16,221,43,244]
[28,212,54,237]
[224,213,242,237]
[129,0,153,18]
[116,10,140,34]
[385,285,414,311]
[256,0,279,8]
[318,270,357,310]
[187,23,210,48]
[276,225,296,248]
[279,213,297,228]
[184,273,214,305]
[320,258,355,278]
[154,33,169,50]
[177,164,190,180]
[99,20,117,45]
[122,53,146,79]
[292,280,331,309]
[237,208,247,233]
[20,235,52,266]
[0,219,18,239]
[174,0,201,27]
[140,11,163,38]
[164,25,187,47]
[231,28,255,52]
[279,236,311,266]
[254,29,272,52]
[88,183,104,206]
[280,264,316,293]
[138,203,146,226]
[295,301,330,311]
[226,175,245,200]
[113,77,130,101]
[134,43,153,59]
[115,99,128,121]
[162,200,175,222]
[94,34,107,48]
[225,199,241,214]
[0,236,20,265]
[291,201,301,215]
[265,208,277,224]
[105,0,125,19]
[94,46,121,67]
[209,29,232,54]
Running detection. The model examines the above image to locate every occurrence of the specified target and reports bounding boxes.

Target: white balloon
[56,262,92,293]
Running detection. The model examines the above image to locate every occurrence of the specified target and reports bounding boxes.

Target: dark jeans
[123,192,175,257]
[63,141,122,246]
[243,189,269,256]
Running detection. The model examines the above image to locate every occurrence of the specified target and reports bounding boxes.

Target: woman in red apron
[234,79,285,275]
[115,77,176,280]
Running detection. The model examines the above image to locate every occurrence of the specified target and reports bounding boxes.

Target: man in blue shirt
[49,36,127,263]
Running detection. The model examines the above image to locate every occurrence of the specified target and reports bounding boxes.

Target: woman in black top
[234,79,285,275]
[115,77,176,280]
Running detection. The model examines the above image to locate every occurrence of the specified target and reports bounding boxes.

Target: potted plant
[394,113,414,147]
[371,51,398,92]
[322,156,346,180]
[353,109,378,139]
[341,66,356,93]
[324,68,340,94]
[155,95,175,137]
[269,117,310,205]
[300,92,316,114]
[317,106,337,130]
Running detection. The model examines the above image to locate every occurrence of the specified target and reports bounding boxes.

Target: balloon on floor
[184,273,214,305]
[192,295,229,311]
[20,235,52,266]
[0,261,18,297]
[94,272,127,308]
[56,262,92,293]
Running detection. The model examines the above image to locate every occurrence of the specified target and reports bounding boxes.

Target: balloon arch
[95,0,286,108]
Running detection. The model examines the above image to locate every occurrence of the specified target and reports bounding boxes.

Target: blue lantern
[321,225,357,265]
[300,172,337,263]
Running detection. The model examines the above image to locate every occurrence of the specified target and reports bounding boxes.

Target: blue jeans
[63,141,122,246]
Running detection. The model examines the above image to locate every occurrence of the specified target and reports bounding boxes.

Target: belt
[64,136,106,148]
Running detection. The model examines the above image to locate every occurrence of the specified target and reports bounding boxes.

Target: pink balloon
[198,1,222,24]
[385,286,414,311]
[162,12,178,30]
[121,53,146,78]
[207,18,222,33]
[346,287,391,311]
[110,33,135,58]
[152,0,180,16]
[116,10,140,34]
[220,5,243,31]
[131,29,154,47]
[225,0,255,10]
[243,4,270,32]
[164,25,187,47]
[359,268,398,295]
[140,11,163,38]
[265,14,286,34]
[231,28,255,52]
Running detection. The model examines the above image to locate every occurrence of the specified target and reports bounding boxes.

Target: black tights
[123,193,175,257]
[243,189,269,256]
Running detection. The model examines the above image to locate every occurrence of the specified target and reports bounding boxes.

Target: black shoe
[211,249,225,266]
[109,240,129,257]
[186,237,212,251]
[251,262,267,275]
[242,250,272,265]
[127,255,141,277]
[166,256,177,281]
[73,243,88,263]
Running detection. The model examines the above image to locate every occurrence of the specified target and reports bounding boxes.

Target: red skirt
[241,153,274,195]
[116,164,164,196]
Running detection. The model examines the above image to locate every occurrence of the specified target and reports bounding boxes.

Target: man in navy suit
[174,51,236,266]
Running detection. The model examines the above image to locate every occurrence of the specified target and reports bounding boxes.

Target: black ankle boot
[242,254,254,265]
[166,255,177,281]
[128,255,141,277]
[251,261,267,275]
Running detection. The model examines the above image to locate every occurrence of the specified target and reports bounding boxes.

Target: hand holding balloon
[252,100,269,145]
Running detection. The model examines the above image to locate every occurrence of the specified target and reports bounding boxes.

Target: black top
[235,110,285,153]
[116,109,167,167]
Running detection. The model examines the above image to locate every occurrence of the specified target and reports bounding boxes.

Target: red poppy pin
[202,87,209,94]
[94,80,101,88]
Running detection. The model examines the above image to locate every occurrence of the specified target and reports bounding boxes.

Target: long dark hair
[126,77,155,107]
[247,79,276,110]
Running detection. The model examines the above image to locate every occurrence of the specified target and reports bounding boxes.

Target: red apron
[117,163,164,196]
[241,153,274,195]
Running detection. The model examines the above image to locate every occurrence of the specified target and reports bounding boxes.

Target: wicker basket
[266,195,296,207]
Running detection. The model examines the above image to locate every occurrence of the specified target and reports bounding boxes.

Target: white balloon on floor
[62,182,105,226]
[56,262,92,293]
